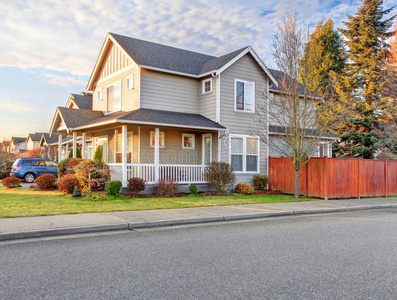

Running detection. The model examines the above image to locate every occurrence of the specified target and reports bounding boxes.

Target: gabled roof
[40,133,66,146]
[87,33,278,90]
[269,69,321,99]
[27,133,44,143]
[11,137,26,145]
[66,93,92,110]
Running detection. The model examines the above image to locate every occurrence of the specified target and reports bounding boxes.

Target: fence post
[384,160,388,198]
[358,159,361,199]
[324,157,328,200]
[306,161,309,197]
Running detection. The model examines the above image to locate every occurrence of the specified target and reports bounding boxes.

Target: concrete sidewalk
[1,197,396,241]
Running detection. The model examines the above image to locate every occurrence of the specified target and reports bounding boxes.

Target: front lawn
[0,187,319,218]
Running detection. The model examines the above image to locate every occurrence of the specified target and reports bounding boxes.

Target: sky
[0,0,394,140]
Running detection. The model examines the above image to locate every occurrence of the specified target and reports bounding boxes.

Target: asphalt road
[1,209,396,299]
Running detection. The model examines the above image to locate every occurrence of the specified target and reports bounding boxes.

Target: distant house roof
[27,133,44,143]
[269,69,321,99]
[40,133,67,146]
[269,125,338,140]
[69,93,92,110]
[11,137,26,145]
[87,33,278,90]
[52,107,225,133]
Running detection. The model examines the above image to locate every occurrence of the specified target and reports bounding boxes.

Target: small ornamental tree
[76,148,82,158]
[94,147,103,161]
[57,158,71,176]
[66,158,83,174]
[204,162,236,193]
[68,149,73,158]
[74,160,110,193]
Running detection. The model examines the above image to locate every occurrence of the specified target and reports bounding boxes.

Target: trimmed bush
[57,174,80,194]
[154,180,179,197]
[34,173,57,190]
[189,184,198,196]
[253,175,270,190]
[58,158,71,176]
[234,183,254,195]
[66,158,83,174]
[94,147,102,161]
[105,180,122,195]
[204,162,236,193]
[74,159,110,193]
[127,177,146,194]
[2,176,21,188]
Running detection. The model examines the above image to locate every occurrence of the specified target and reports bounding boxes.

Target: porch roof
[54,107,226,132]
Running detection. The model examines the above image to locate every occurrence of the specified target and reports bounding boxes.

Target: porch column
[65,143,69,160]
[82,132,87,159]
[72,132,77,158]
[122,125,128,187]
[154,127,160,182]
[58,135,62,162]
[91,135,96,160]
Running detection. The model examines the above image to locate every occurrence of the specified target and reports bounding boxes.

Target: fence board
[269,157,397,199]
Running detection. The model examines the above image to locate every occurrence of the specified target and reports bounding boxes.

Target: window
[202,78,212,94]
[87,146,93,160]
[202,134,212,165]
[115,131,133,163]
[21,160,32,166]
[319,143,331,158]
[126,75,134,90]
[235,79,255,112]
[106,81,121,112]
[97,88,103,101]
[230,136,259,172]
[182,134,195,149]
[150,131,165,148]
[45,161,57,166]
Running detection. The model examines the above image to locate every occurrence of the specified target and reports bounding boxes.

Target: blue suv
[10,158,58,183]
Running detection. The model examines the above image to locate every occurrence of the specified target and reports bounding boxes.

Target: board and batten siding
[199,76,217,122]
[98,42,133,80]
[219,53,270,183]
[140,69,200,114]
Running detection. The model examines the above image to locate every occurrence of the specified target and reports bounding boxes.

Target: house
[1,141,11,153]
[26,133,45,150]
[10,137,27,154]
[49,32,336,190]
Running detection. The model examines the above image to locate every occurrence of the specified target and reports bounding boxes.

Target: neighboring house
[49,32,337,189]
[26,133,45,150]
[1,141,11,153]
[10,137,27,154]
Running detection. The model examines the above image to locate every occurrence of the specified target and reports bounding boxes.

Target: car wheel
[24,173,35,183]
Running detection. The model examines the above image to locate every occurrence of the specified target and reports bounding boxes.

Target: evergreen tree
[300,19,346,100]
[339,0,395,116]
[68,148,73,158]
[76,148,82,158]
[94,146,102,161]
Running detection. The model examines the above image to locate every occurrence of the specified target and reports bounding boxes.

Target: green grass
[0,187,319,218]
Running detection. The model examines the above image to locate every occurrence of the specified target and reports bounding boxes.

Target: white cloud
[0,99,38,113]
[0,0,370,76]
[38,73,86,87]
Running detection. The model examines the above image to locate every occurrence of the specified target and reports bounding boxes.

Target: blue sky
[0,0,394,139]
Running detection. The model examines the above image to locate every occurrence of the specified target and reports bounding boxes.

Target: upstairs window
[126,75,134,90]
[97,88,103,101]
[235,79,254,112]
[106,81,121,113]
[202,78,212,94]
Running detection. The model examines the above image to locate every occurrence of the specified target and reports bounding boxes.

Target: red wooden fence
[269,157,397,199]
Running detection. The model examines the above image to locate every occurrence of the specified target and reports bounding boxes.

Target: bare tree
[250,12,349,198]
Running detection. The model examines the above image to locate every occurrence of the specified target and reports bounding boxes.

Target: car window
[34,161,46,166]
[13,159,20,167]
[45,161,57,167]
[21,160,32,166]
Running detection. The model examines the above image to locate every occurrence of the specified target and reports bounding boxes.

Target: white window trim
[97,88,103,102]
[318,142,332,158]
[150,131,165,148]
[229,134,260,173]
[234,78,255,113]
[126,75,134,91]
[182,133,195,149]
[105,80,122,114]
[115,130,133,163]
[202,78,212,94]
[202,133,212,165]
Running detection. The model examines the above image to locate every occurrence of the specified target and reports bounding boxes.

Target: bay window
[230,135,259,172]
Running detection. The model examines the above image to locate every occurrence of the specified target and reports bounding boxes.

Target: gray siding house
[49,32,335,189]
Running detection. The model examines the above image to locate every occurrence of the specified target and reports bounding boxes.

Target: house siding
[199,76,217,122]
[219,53,269,184]
[140,69,200,114]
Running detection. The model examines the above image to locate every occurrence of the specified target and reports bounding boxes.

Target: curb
[0,204,394,242]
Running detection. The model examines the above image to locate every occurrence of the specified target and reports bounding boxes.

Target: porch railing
[126,164,207,184]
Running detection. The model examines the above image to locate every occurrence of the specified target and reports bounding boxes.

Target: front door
[202,134,212,165]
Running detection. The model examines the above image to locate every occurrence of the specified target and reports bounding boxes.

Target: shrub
[76,148,82,158]
[234,183,254,195]
[2,176,21,189]
[105,180,122,195]
[204,162,236,193]
[0,169,11,180]
[154,180,179,197]
[58,158,71,176]
[57,174,80,194]
[94,146,102,161]
[34,173,57,190]
[189,184,198,196]
[74,160,110,193]
[127,177,146,194]
[253,175,270,190]
[66,158,83,174]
